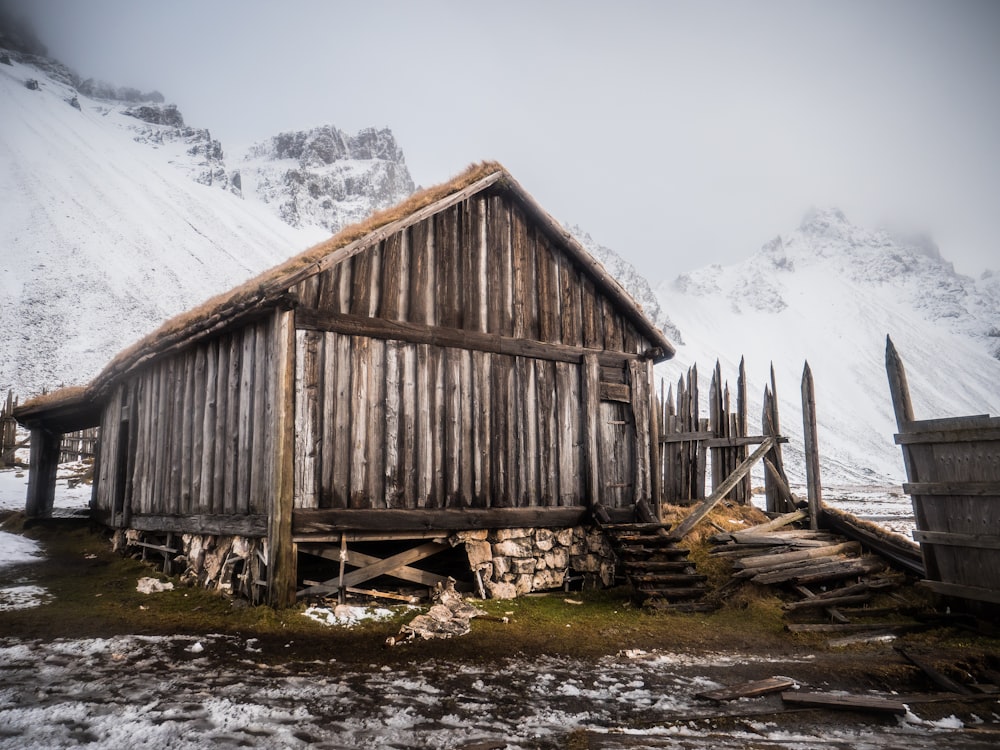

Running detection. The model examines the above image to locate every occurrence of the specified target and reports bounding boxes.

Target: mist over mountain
[659,207,1000,485]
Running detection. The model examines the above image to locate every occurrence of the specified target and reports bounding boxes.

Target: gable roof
[17,161,674,426]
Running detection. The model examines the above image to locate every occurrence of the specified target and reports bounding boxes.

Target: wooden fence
[656,358,823,526]
[1,390,22,467]
[1,390,99,466]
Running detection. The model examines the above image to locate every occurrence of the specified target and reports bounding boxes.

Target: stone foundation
[114,529,267,602]
[452,526,617,600]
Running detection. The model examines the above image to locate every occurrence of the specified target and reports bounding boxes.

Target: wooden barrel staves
[886,335,1000,605]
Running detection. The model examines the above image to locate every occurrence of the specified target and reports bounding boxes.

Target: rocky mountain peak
[241,125,415,235]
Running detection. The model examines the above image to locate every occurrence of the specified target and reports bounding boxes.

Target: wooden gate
[886,336,1000,605]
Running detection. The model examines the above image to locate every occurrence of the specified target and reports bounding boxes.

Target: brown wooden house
[16,162,675,606]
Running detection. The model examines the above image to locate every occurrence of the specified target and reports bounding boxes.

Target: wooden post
[581,353,601,507]
[737,357,749,504]
[762,386,777,513]
[268,309,297,608]
[25,428,60,518]
[801,362,822,530]
[645,360,662,516]
[884,335,914,430]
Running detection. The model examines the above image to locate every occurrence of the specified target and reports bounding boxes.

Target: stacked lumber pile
[711,509,914,635]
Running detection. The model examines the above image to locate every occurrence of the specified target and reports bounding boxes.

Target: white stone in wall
[494,538,534,558]
[464,540,493,567]
[486,580,517,599]
[491,528,530,542]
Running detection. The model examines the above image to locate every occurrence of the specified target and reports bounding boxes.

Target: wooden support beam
[297,540,448,598]
[668,437,775,541]
[903,482,1000,496]
[912,530,1000,550]
[300,545,449,588]
[295,307,642,370]
[25,427,60,518]
[731,509,807,539]
[268,309,297,608]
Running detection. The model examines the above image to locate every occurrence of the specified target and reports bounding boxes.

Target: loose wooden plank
[894,647,975,694]
[736,541,861,570]
[753,555,885,585]
[698,677,796,702]
[780,691,907,715]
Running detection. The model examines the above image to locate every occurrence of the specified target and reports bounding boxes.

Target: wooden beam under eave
[25,428,60,518]
[268,309,297,608]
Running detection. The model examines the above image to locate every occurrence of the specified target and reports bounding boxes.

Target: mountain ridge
[658,207,1000,485]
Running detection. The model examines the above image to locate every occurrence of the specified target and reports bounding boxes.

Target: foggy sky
[9,0,1000,282]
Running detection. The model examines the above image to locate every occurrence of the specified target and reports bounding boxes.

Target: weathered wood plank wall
[93,317,276,530]
[291,192,656,512]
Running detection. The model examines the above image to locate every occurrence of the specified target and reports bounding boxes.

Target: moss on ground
[2,510,998,681]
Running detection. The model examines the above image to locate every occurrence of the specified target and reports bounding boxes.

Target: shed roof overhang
[13,387,102,434]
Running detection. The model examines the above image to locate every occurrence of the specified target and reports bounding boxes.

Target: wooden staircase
[594,503,709,607]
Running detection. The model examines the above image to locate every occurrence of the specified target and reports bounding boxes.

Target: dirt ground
[2,511,1000,748]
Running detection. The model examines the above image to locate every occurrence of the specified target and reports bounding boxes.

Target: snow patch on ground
[303,603,399,627]
[0,635,991,748]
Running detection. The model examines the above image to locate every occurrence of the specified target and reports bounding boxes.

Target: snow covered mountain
[240,125,414,233]
[0,46,413,398]
[658,207,1000,485]
[5,35,998,492]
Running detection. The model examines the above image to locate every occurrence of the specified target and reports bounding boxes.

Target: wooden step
[636,586,707,599]
[610,533,678,545]
[599,522,673,532]
[622,560,693,572]
[630,573,708,586]
[618,544,691,558]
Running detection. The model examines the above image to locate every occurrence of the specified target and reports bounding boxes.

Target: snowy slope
[0,54,326,397]
[657,208,1000,485]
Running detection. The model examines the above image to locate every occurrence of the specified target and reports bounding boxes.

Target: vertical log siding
[294,196,651,359]
[93,317,277,524]
[289,193,655,511]
[93,190,661,527]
